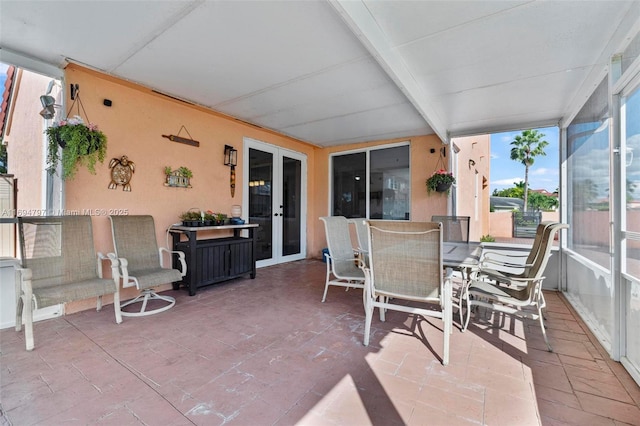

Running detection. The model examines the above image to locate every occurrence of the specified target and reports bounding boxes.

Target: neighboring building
[490,196,523,212]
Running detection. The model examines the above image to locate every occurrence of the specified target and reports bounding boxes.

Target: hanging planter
[46,115,107,180]
[45,89,107,180]
[426,149,456,195]
[435,181,453,193]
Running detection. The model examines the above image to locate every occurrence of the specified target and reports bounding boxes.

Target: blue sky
[490,126,559,193]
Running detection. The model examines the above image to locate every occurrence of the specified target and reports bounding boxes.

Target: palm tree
[510,130,549,211]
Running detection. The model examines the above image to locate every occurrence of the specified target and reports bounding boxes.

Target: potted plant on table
[46,115,107,180]
[426,169,456,194]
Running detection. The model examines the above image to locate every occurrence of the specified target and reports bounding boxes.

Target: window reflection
[331,145,410,220]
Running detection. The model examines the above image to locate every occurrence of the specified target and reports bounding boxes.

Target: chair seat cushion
[129,267,183,290]
[32,278,117,308]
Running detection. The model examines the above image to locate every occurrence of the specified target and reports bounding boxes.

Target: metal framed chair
[16,215,122,350]
[319,216,365,302]
[109,215,186,316]
[348,218,369,266]
[474,221,555,284]
[431,215,470,243]
[461,222,568,351]
[362,220,452,365]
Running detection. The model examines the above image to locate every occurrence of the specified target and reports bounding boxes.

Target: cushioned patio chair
[319,216,365,302]
[109,215,186,316]
[461,222,568,351]
[362,220,452,365]
[16,215,122,350]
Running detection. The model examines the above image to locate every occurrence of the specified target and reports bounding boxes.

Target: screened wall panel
[565,76,613,349]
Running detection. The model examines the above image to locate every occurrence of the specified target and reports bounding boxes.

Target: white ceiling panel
[1,0,638,146]
[114,1,369,104]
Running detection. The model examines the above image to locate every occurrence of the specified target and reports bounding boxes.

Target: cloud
[490,152,499,160]
[531,168,559,176]
[492,177,523,186]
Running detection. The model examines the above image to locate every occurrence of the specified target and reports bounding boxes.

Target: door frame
[243,137,307,267]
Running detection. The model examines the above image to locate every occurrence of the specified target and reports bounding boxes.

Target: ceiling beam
[328,0,449,144]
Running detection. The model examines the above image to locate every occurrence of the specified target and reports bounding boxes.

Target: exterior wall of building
[489,210,560,239]
[8,64,484,313]
[5,69,53,212]
[452,135,491,241]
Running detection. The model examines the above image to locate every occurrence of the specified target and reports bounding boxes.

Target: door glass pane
[370,146,410,220]
[332,152,366,218]
[249,148,273,261]
[624,85,640,276]
[282,156,301,256]
[623,82,640,376]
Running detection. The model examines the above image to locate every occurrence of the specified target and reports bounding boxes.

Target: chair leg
[442,281,452,366]
[15,296,23,332]
[24,297,34,351]
[538,304,552,352]
[462,290,472,331]
[113,290,122,324]
[121,290,175,317]
[363,299,373,346]
[322,263,331,302]
[379,296,386,322]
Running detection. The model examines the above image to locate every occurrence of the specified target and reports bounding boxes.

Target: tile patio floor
[1,259,639,425]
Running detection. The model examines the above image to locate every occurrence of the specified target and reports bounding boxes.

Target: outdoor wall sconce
[39,80,60,119]
[224,144,237,197]
[224,145,237,167]
[39,95,57,119]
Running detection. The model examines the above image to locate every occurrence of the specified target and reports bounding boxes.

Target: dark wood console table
[169,223,258,296]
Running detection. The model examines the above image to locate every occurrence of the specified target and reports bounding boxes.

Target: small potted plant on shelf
[213,212,227,226]
[180,210,203,227]
[426,169,456,194]
[45,115,107,180]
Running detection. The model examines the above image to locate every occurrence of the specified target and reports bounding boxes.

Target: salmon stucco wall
[311,135,452,257]
[452,135,491,241]
[62,65,319,313]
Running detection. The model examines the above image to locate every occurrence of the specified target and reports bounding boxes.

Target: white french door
[243,138,307,267]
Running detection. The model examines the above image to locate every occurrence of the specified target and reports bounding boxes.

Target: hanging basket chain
[434,148,446,173]
[65,92,92,124]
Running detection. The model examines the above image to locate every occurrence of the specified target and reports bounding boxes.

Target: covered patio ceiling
[1,1,638,147]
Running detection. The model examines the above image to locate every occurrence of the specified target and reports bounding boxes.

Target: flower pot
[436,182,452,193]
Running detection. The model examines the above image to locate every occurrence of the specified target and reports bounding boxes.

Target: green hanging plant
[46,115,107,180]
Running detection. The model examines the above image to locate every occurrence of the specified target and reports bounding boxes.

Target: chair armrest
[479,257,533,269]
[15,267,33,304]
[108,253,133,288]
[481,251,530,264]
[159,247,187,277]
[97,252,119,279]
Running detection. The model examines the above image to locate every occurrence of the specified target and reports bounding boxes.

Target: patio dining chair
[348,217,369,267]
[431,215,470,243]
[474,221,555,285]
[461,222,568,351]
[362,220,452,365]
[109,215,186,316]
[319,216,365,302]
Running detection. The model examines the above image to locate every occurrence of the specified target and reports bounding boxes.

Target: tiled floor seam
[61,317,198,425]
[554,292,640,414]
